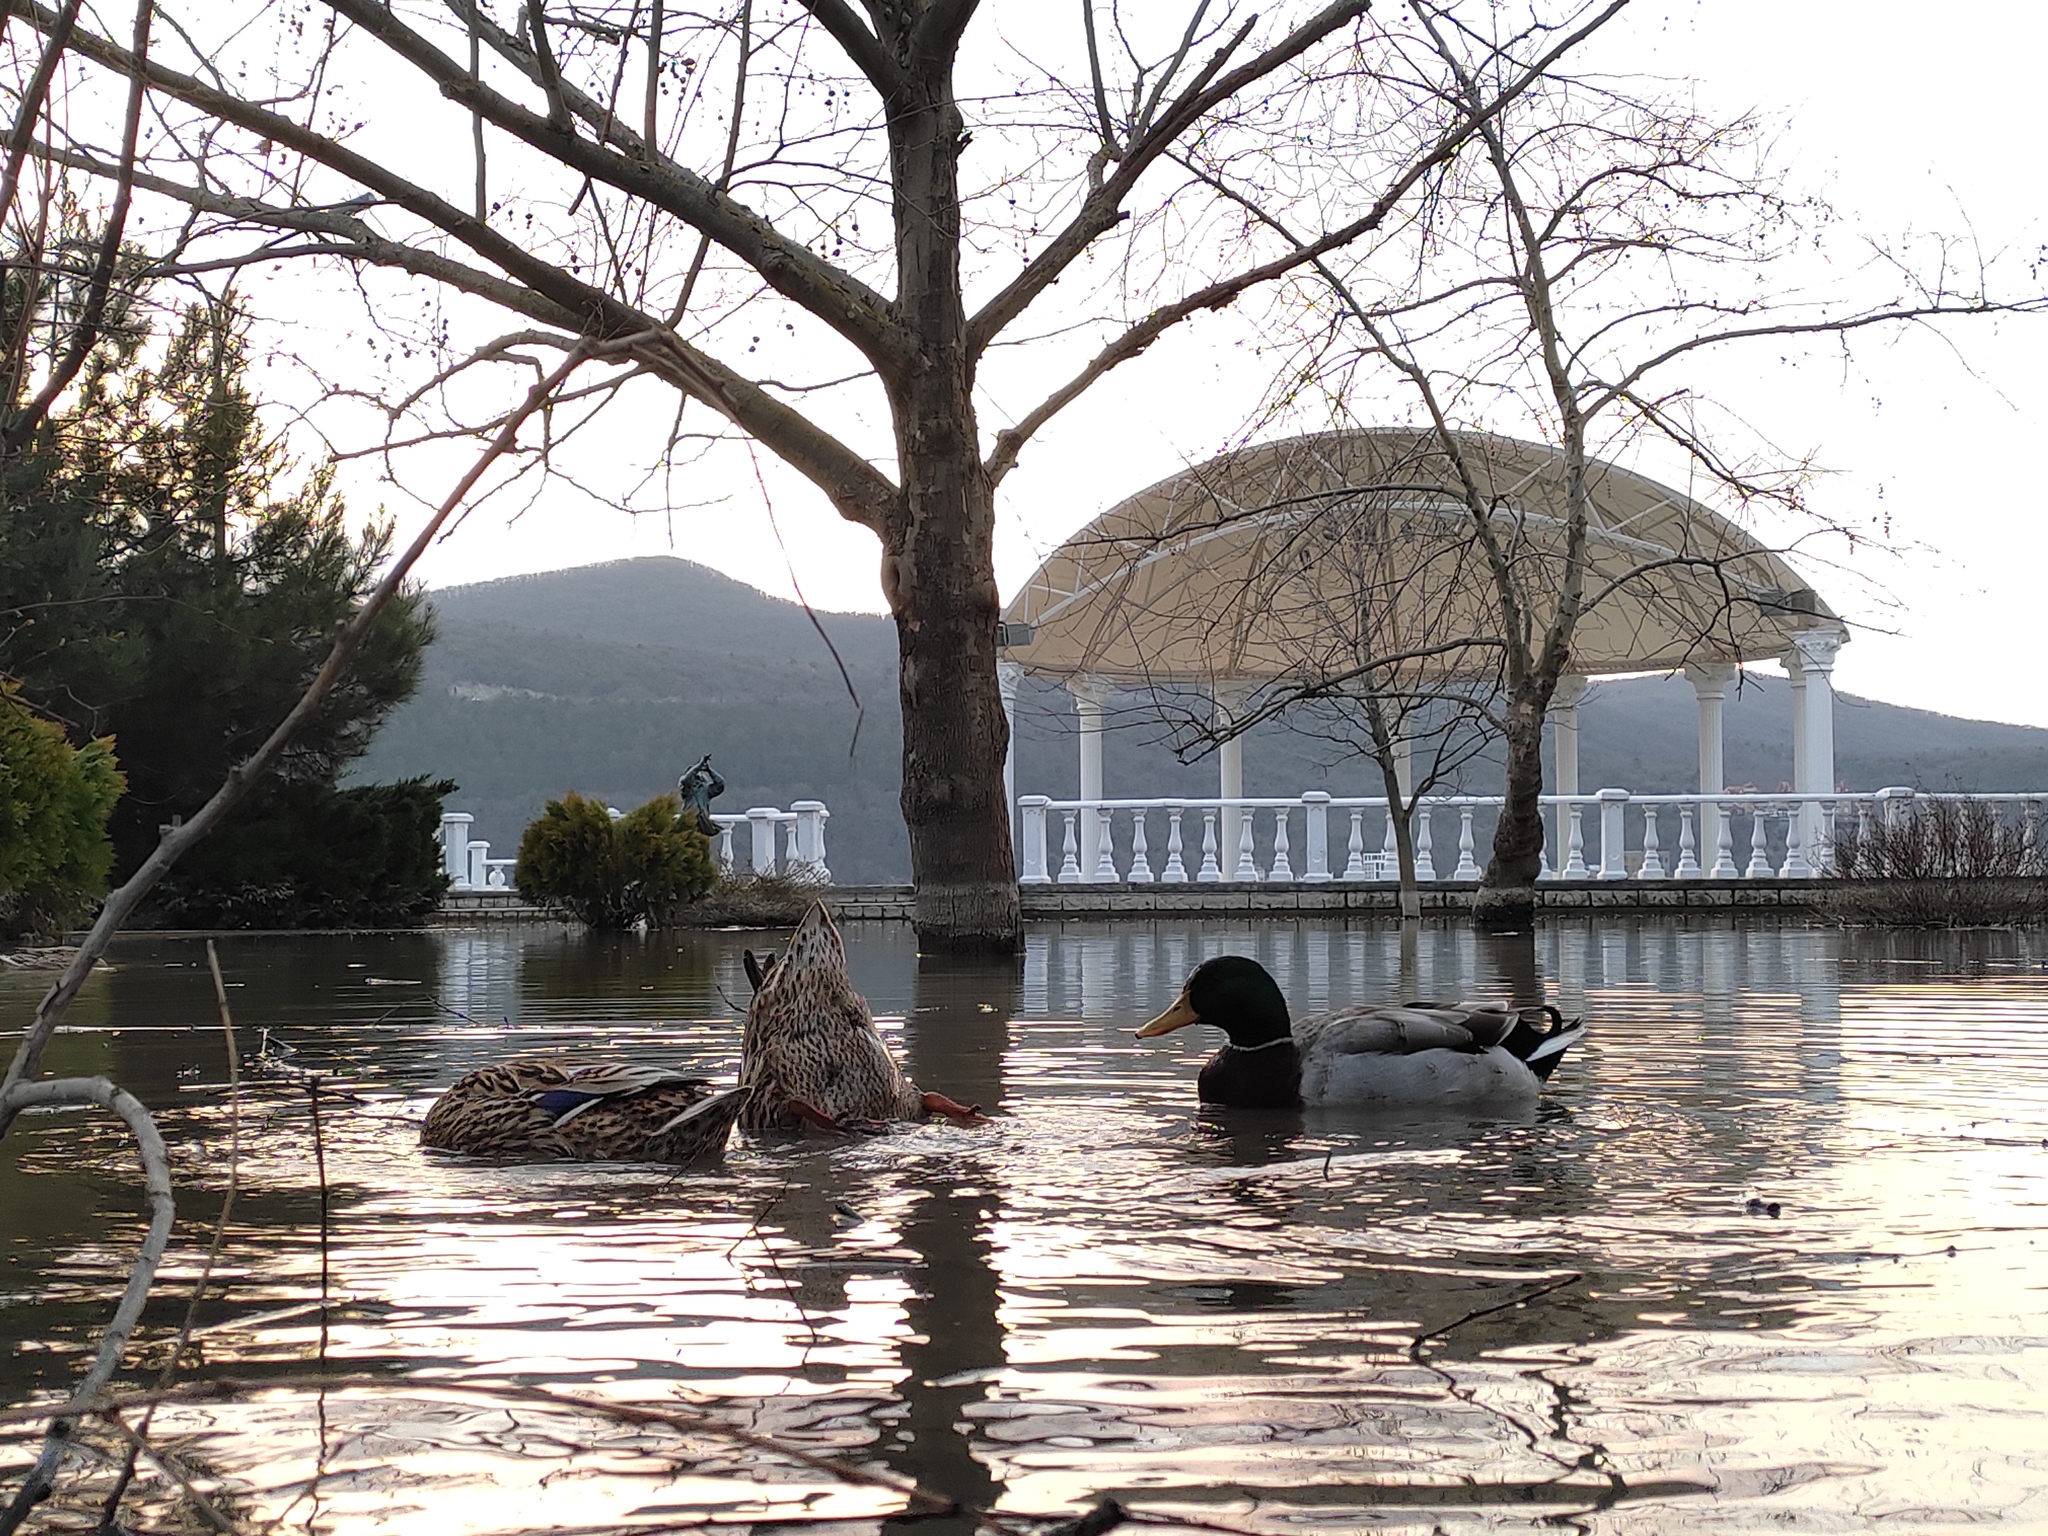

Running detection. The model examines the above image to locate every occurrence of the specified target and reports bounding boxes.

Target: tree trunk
[885,460,1019,950]
[884,44,1022,951]
[1376,753,1421,923]
[1474,684,1547,929]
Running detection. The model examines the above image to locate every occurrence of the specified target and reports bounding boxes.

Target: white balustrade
[1005,789,2042,886]
[439,796,833,893]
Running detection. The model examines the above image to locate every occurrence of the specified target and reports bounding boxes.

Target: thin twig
[0,1375,956,1514]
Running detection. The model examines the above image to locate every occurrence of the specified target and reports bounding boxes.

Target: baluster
[1562,803,1588,878]
[1197,809,1223,882]
[1537,804,1552,880]
[1233,805,1260,882]
[1162,805,1188,883]
[716,823,736,876]
[1783,802,1809,878]
[1343,808,1368,880]
[1380,806,1398,879]
[1093,806,1119,882]
[1639,807,1665,879]
[1057,811,1083,883]
[1745,805,1773,877]
[1812,798,1837,877]
[1674,805,1701,878]
[1128,811,1154,883]
[1413,803,1436,881]
[1454,806,1480,880]
[1710,801,1738,878]
[1269,808,1294,881]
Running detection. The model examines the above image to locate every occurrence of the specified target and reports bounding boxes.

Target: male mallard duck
[1138,955,1585,1109]
[739,901,985,1131]
[421,1062,752,1163]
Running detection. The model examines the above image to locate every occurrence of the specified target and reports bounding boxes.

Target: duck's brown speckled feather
[421,1060,749,1163]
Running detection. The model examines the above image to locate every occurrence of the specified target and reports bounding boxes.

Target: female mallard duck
[421,1063,752,1163]
[1138,955,1584,1109]
[739,901,985,1131]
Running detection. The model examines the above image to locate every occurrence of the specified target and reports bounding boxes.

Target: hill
[350,557,2048,882]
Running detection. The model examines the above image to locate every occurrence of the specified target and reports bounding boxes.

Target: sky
[295,2,2048,731]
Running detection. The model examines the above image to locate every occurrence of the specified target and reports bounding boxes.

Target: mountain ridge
[351,557,2048,882]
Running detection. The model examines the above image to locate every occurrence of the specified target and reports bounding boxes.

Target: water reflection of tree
[881,950,1018,1530]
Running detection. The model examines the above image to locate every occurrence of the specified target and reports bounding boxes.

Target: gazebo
[998,428,1848,876]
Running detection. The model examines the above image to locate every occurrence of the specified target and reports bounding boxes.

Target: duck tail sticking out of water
[1495,1006,1587,1083]
[739,900,988,1130]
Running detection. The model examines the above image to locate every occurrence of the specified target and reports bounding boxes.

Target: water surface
[4,918,2047,1533]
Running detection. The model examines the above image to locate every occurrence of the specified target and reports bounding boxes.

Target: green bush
[146,777,455,929]
[0,689,125,939]
[515,791,716,929]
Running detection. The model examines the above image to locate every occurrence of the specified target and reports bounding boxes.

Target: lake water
[4,917,2048,1534]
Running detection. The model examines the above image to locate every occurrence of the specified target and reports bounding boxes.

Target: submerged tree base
[1471,883,1537,933]
[913,882,1025,954]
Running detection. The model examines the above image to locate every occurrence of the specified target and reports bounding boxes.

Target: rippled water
[5,917,2048,1533]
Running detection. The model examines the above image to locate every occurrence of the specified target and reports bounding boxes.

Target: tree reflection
[880,949,1019,1530]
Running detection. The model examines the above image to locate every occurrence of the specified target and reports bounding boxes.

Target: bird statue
[739,900,987,1131]
[1138,954,1584,1109]
[421,1063,752,1163]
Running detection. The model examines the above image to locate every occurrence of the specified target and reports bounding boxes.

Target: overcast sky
[332,3,2048,731]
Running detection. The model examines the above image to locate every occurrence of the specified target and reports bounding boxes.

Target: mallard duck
[738,901,985,1131]
[1138,955,1585,1109]
[421,1062,752,1163]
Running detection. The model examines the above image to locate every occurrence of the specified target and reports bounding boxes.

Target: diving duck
[738,901,985,1131]
[421,1063,751,1163]
[1138,955,1584,1109]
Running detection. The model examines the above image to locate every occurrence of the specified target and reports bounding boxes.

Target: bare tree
[4,0,1634,946]
[1093,444,1510,918]
[1204,7,2046,925]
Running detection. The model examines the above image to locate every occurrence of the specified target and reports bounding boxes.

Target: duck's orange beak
[1137,990,1201,1038]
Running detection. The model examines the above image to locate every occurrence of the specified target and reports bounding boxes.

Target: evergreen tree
[0,284,435,881]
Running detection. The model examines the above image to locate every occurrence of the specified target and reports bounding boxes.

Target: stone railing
[439,801,831,892]
[1015,788,2046,885]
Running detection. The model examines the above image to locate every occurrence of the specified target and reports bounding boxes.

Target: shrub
[1823,796,2047,927]
[670,871,819,929]
[515,791,716,929]
[146,777,455,929]
[0,689,125,939]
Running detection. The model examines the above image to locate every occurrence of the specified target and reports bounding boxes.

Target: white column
[1392,729,1414,803]
[1686,662,1737,871]
[1786,653,1808,793]
[1791,629,1845,856]
[1550,675,1588,796]
[1685,662,1736,795]
[1069,675,1113,881]
[999,662,1024,865]
[1212,679,1256,869]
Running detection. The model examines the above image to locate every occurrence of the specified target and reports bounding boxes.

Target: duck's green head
[1137,955,1291,1049]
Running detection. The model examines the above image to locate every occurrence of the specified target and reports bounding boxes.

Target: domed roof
[1001,428,1841,685]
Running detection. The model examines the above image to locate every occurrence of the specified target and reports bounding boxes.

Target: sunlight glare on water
[4,917,2047,1533]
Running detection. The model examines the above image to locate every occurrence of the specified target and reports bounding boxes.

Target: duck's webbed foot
[920,1091,990,1126]
[784,1097,890,1136]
